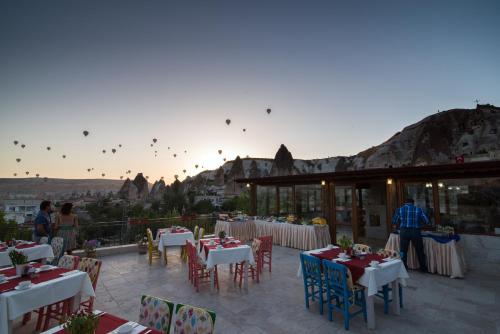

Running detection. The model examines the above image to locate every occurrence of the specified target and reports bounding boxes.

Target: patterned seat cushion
[77,258,102,286]
[173,303,216,334]
[58,255,79,270]
[139,295,174,334]
[377,248,400,258]
[353,243,372,254]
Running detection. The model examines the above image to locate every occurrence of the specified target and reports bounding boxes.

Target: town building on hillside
[1,199,42,224]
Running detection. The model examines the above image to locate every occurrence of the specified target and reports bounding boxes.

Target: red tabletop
[0,263,72,294]
[53,312,162,334]
[199,237,242,257]
[311,249,385,283]
[170,229,190,234]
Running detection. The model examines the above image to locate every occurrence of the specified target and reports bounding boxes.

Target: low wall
[461,234,500,277]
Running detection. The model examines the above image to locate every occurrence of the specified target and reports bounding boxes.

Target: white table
[158,230,195,264]
[199,238,255,290]
[0,244,54,267]
[301,247,409,330]
[0,269,95,334]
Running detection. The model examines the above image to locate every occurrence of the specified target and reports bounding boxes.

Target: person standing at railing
[392,198,430,272]
[54,202,79,255]
[34,200,53,243]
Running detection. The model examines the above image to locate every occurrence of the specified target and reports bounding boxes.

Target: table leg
[243,262,249,290]
[229,263,233,274]
[163,247,168,265]
[365,290,376,329]
[391,280,401,315]
[210,269,215,292]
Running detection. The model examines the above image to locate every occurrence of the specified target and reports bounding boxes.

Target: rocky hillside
[177,104,500,195]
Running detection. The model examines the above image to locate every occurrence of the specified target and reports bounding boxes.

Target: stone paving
[14,245,500,333]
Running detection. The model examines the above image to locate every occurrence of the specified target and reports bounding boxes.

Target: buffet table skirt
[385,233,466,278]
[214,220,256,242]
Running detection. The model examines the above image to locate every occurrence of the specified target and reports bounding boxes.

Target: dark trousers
[400,228,427,272]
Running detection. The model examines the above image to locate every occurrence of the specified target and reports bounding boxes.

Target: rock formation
[118,178,138,200]
[149,179,166,200]
[270,144,297,176]
[132,173,149,200]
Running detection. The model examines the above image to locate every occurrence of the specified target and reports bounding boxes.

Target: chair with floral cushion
[39,236,49,244]
[234,238,261,287]
[78,257,102,312]
[352,243,372,254]
[49,237,65,265]
[138,295,174,334]
[322,259,366,330]
[58,254,80,270]
[172,303,216,334]
[375,249,403,313]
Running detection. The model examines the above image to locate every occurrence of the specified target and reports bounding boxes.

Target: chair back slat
[258,236,273,252]
[323,260,350,297]
[58,255,80,270]
[300,253,322,282]
[78,257,102,289]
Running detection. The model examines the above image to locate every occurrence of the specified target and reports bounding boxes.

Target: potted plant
[218,230,226,245]
[136,234,148,254]
[337,235,353,254]
[83,240,98,258]
[9,250,29,276]
[63,310,100,334]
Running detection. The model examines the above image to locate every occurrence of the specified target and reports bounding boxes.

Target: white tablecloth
[385,233,466,278]
[199,243,255,270]
[0,270,95,334]
[158,231,195,250]
[0,244,54,267]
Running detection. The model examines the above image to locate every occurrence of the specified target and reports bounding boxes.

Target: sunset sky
[1,0,499,183]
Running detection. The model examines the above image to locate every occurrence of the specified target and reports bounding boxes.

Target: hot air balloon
[43,177,48,182]
[150,144,153,147]
[87,168,91,172]
[47,147,51,151]
[127,170,131,174]
[102,150,106,154]
[36,174,39,177]
[153,138,157,143]
[13,173,17,176]
[112,149,116,154]
[101,173,105,177]
[223,158,226,162]
[13,140,18,145]
[183,169,186,173]
[218,150,222,155]
[184,150,187,153]
[146,176,149,180]
[83,130,89,137]
[168,147,170,150]
[242,128,246,132]
[266,108,271,114]
[201,166,204,169]
[174,175,179,179]
[225,119,231,125]
[161,176,164,180]
[118,144,122,147]
[16,158,21,163]
[195,164,199,169]
[154,150,157,153]
[62,155,66,159]
[120,176,123,179]
[173,154,177,158]
[25,171,29,175]
[21,144,26,148]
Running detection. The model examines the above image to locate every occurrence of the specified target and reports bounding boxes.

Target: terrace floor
[15,245,500,334]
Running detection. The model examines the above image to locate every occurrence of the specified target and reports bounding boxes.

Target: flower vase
[15,264,28,276]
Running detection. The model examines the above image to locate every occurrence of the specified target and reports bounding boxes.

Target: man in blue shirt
[392,198,430,272]
[33,200,53,242]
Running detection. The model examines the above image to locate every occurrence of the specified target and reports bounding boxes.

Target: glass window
[295,184,323,220]
[256,186,277,216]
[335,186,353,241]
[403,182,435,225]
[279,187,293,215]
[357,182,388,247]
[438,178,500,234]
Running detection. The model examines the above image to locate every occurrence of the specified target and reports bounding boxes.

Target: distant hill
[0,178,124,199]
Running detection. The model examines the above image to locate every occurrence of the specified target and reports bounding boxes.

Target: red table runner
[0,264,71,294]
[53,312,162,334]
[0,243,38,252]
[312,249,385,283]
[170,229,189,234]
[199,237,241,257]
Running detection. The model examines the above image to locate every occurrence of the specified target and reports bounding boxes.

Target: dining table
[198,237,255,290]
[157,228,195,264]
[0,263,95,334]
[0,242,54,267]
[302,246,409,330]
[41,309,162,334]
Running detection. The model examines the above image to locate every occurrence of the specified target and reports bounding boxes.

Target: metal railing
[3,215,217,249]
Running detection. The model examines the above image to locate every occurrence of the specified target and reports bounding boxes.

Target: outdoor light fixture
[438,182,444,188]
[425,183,432,188]
[387,178,393,185]
[321,180,326,186]
[246,183,251,188]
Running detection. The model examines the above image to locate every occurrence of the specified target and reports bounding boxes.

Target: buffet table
[385,232,466,278]
[214,220,331,250]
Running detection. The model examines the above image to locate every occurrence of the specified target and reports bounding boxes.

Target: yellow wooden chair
[146,228,160,265]
[193,225,199,241]
[198,227,205,240]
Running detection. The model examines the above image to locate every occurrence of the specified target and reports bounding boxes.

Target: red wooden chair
[234,238,261,287]
[187,241,218,292]
[258,236,273,273]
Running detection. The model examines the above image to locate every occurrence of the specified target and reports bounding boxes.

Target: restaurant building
[237,160,500,247]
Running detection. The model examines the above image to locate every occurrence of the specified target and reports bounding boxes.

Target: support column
[276,186,280,216]
[351,184,359,243]
[432,180,441,226]
[250,184,257,216]
[326,182,336,243]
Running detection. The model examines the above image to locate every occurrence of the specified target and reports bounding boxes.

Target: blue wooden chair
[322,259,366,330]
[376,249,403,313]
[299,253,325,315]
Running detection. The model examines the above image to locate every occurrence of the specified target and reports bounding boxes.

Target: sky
[1,0,499,183]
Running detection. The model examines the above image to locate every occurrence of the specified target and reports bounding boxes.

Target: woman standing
[55,202,79,254]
